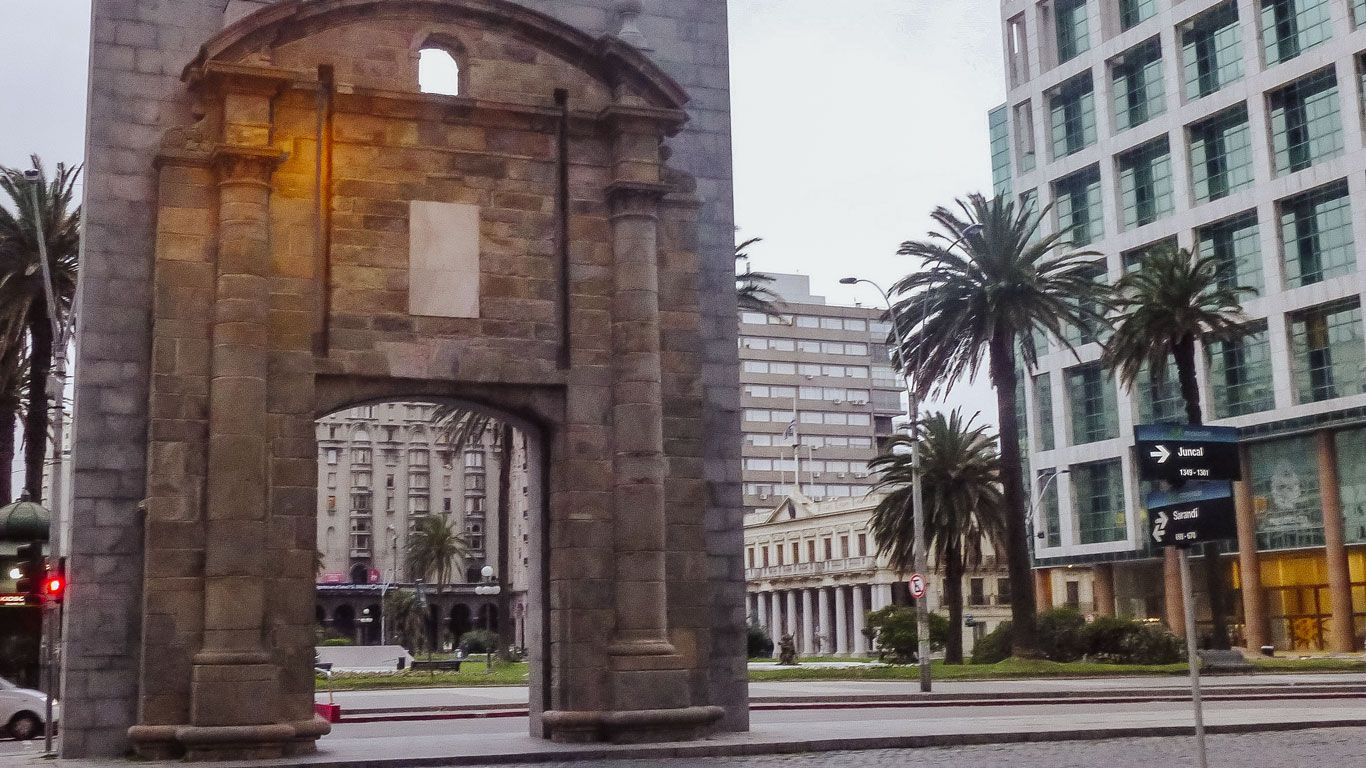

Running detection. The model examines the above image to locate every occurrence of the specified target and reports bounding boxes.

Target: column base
[128,716,330,761]
[542,706,724,744]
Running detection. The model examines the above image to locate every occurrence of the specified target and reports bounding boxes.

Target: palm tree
[869,409,1007,664]
[383,588,428,653]
[0,319,26,504]
[1103,244,1252,650]
[0,157,81,503]
[893,193,1110,657]
[406,514,470,594]
[735,237,783,316]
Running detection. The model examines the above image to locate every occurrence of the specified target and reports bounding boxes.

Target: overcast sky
[0,0,1007,487]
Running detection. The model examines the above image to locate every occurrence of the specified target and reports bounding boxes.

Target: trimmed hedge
[972,609,1182,665]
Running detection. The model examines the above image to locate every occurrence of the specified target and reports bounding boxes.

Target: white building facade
[993,0,1366,649]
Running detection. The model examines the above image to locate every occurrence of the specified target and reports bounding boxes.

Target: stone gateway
[68,0,744,759]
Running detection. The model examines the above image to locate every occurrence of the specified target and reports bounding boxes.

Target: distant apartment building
[990,0,1366,650]
[739,274,905,514]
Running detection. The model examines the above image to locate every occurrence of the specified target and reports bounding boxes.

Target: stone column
[817,587,831,655]
[1164,548,1185,638]
[1093,564,1116,617]
[606,179,674,660]
[1318,432,1356,652]
[756,592,770,634]
[1235,446,1267,650]
[784,590,798,644]
[851,586,867,655]
[874,583,893,612]
[1034,569,1053,611]
[770,590,783,657]
[800,589,815,656]
[833,586,849,656]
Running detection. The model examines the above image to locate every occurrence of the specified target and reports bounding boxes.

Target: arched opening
[332,604,356,643]
[418,47,461,95]
[360,603,382,645]
[449,603,472,642]
[477,603,499,635]
[348,563,370,584]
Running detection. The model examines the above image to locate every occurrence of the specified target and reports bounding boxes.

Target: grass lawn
[746,655,1366,682]
[318,661,530,691]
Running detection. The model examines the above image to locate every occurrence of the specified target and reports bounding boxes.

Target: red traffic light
[43,574,65,602]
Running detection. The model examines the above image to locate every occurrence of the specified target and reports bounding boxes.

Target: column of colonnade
[751,585,886,658]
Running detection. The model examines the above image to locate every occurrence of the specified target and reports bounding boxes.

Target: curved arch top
[189,0,689,110]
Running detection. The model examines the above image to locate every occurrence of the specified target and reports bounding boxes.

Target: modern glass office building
[990,0,1366,651]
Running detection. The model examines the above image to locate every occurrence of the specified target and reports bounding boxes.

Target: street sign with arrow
[1144,481,1238,547]
[1134,424,1240,484]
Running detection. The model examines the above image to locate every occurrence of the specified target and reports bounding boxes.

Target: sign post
[1135,424,1242,768]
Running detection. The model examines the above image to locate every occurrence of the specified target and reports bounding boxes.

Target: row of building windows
[1034,297,1366,452]
[743,458,872,476]
[745,434,875,449]
[742,360,873,378]
[740,312,890,335]
[746,532,870,568]
[1039,424,1366,550]
[744,384,875,403]
[743,409,876,427]
[740,336,874,356]
[323,447,481,467]
[743,483,874,500]
[326,492,486,515]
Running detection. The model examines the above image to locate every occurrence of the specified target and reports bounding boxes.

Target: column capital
[211,145,286,187]
[607,181,670,219]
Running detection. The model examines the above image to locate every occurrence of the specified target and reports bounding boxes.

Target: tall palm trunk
[1172,334,1231,650]
[988,330,1040,657]
[0,343,19,504]
[22,305,51,503]
[943,544,965,664]
[496,424,513,653]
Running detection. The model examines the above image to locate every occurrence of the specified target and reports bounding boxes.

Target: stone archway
[89,0,743,760]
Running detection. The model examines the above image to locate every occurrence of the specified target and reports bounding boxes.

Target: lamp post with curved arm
[841,223,981,692]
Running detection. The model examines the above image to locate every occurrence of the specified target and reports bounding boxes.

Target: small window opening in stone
[419,48,461,95]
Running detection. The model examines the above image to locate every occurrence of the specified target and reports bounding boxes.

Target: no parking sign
[908,573,927,600]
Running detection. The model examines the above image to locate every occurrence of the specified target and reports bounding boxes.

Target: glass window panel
[1260,0,1333,66]
[1073,460,1126,544]
[990,105,1013,197]
[1121,237,1178,275]
[1249,435,1323,550]
[1039,470,1062,547]
[1197,211,1263,294]
[1335,427,1366,544]
[1118,138,1174,230]
[1053,165,1103,246]
[1067,363,1119,444]
[1055,0,1091,63]
[1356,0,1366,26]
[1183,2,1243,99]
[1290,299,1366,403]
[1120,0,1158,29]
[1062,261,1108,346]
[1269,69,1342,176]
[1279,180,1354,288]
[1135,356,1185,425]
[1207,321,1274,418]
[1050,73,1097,158]
[1189,105,1254,203]
[1112,38,1166,132]
[1034,373,1056,451]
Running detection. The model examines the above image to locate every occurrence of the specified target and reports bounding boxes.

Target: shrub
[458,629,499,654]
[1082,616,1183,664]
[747,621,774,659]
[1037,608,1087,662]
[320,636,355,647]
[971,620,1012,664]
[863,606,948,664]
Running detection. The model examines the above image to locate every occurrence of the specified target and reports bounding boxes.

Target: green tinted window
[1062,262,1108,346]
[1054,166,1103,246]
[1197,211,1262,294]
[1135,357,1185,425]
[1073,460,1126,544]
[1189,105,1254,203]
[1050,74,1097,158]
[1208,321,1274,418]
[1269,69,1342,176]
[1118,138,1174,230]
[1122,237,1178,274]
[1335,427,1366,544]
[990,106,1013,197]
[1261,0,1333,66]
[1183,2,1243,99]
[1121,0,1158,29]
[1290,299,1365,404]
[1067,363,1118,445]
[1039,470,1063,548]
[1112,39,1165,132]
[1356,0,1366,26]
[1280,181,1354,288]
[1056,0,1091,63]
[1248,435,1323,550]
[1034,372,1055,451]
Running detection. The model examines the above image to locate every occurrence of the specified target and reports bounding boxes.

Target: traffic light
[14,544,43,605]
[43,562,65,604]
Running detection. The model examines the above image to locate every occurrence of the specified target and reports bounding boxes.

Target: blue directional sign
[1135,424,1241,484]
[1144,481,1237,547]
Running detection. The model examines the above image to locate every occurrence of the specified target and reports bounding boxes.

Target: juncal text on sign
[1135,424,1241,484]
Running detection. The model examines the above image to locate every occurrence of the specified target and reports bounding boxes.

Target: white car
[0,677,55,740]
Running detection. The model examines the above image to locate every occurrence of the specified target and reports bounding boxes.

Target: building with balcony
[991,0,1366,651]
[740,274,906,515]
[745,494,1012,657]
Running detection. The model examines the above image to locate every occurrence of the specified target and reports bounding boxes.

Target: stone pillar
[800,589,815,656]
[1093,564,1116,617]
[1034,569,1053,611]
[1318,432,1356,652]
[756,592,770,634]
[851,585,867,655]
[817,587,831,655]
[1235,447,1267,650]
[833,587,849,656]
[784,590,798,644]
[874,583,893,612]
[1164,548,1185,638]
[769,590,783,657]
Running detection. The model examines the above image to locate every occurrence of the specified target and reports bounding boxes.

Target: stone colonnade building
[745,495,1012,657]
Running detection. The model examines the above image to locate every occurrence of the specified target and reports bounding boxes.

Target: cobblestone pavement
[486,727,1366,767]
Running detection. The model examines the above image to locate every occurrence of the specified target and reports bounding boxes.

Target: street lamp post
[474,565,501,673]
[840,224,981,693]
